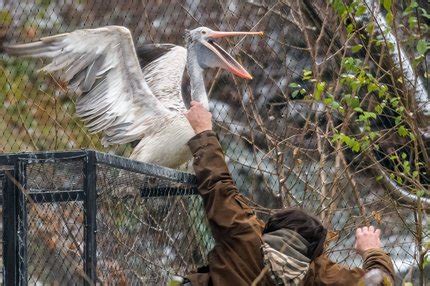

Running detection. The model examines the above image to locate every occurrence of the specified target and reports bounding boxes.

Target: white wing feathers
[141,45,187,112]
[5,26,173,146]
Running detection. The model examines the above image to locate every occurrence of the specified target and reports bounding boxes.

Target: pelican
[5,26,262,168]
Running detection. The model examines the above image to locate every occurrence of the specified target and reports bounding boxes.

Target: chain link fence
[0,0,429,284]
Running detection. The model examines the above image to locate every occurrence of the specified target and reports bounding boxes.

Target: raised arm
[307,226,394,285]
[184,101,264,241]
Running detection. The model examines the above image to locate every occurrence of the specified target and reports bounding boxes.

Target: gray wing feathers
[5,26,171,146]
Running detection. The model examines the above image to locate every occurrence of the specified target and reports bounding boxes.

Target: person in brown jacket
[182,101,395,286]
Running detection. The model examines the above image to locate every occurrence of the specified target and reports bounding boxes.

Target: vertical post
[16,160,28,286]
[83,151,97,285]
[3,169,17,286]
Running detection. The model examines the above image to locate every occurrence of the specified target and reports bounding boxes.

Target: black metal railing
[1,150,212,285]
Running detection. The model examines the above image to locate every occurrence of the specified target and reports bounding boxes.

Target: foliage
[293,0,429,282]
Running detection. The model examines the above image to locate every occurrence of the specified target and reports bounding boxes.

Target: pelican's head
[185,26,263,80]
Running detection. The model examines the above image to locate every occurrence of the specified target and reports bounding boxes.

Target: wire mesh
[0,0,429,284]
[20,158,85,285]
[96,162,212,285]
[1,151,212,285]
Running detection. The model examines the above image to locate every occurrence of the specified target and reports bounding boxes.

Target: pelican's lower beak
[202,30,263,80]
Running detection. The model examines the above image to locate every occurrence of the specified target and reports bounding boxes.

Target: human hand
[184,101,212,134]
[355,226,381,257]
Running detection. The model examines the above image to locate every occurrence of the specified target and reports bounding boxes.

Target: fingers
[190,100,203,107]
[375,228,381,237]
[185,101,203,114]
[356,225,380,235]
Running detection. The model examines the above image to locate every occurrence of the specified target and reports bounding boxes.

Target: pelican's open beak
[202,30,263,80]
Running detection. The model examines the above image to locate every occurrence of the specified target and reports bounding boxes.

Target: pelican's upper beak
[201,30,263,80]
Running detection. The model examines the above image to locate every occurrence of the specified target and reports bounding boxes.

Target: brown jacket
[186,131,394,286]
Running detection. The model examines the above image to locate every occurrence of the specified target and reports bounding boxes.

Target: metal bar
[0,149,198,185]
[94,151,197,185]
[140,187,198,197]
[0,150,88,165]
[2,169,17,286]
[29,190,85,203]
[17,160,28,286]
[83,151,97,285]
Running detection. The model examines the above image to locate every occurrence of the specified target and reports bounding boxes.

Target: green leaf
[346,23,355,34]
[365,111,376,119]
[356,5,367,16]
[331,0,347,16]
[352,140,361,152]
[351,44,363,53]
[383,0,392,11]
[398,125,408,137]
[289,82,300,88]
[390,98,399,107]
[419,7,430,20]
[314,82,326,100]
[408,16,417,28]
[331,101,340,110]
[351,98,360,108]
[365,22,374,34]
[374,104,383,114]
[350,80,361,92]
[416,190,425,197]
[323,97,333,105]
[347,96,360,108]
[369,132,378,140]
[367,83,378,93]
[303,69,313,81]
[417,39,429,55]
[386,12,393,25]
[396,176,403,184]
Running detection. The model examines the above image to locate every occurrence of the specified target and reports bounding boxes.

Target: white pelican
[5,26,262,168]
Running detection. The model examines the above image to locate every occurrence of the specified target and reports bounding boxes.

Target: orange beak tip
[258,31,264,37]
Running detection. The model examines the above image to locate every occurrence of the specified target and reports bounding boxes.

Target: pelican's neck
[186,45,209,109]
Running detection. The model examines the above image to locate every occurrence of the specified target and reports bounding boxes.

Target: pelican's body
[130,115,194,168]
[5,26,260,168]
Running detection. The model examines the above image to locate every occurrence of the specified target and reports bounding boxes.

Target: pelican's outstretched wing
[137,44,190,112]
[5,26,172,145]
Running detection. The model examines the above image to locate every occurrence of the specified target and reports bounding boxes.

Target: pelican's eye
[201,30,207,35]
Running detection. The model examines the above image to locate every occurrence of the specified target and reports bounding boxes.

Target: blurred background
[0,0,429,284]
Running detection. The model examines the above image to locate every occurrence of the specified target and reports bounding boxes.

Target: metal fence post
[3,169,17,286]
[16,160,28,286]
[83,151,97,285]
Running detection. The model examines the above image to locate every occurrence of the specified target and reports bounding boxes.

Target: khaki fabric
[186,131,394,286]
